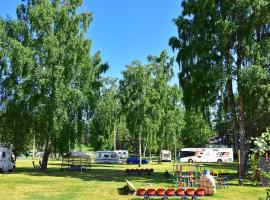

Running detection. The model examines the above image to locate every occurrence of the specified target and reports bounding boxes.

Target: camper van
[94,151,121,164]
[0,146,15,172]
[161,150,172,162]
[115,150,129,160]
[179,148,233,163]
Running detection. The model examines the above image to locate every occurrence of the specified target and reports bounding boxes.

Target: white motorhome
[161,150,172,162]
[94,151,121,164]
[0,146,15,172]
[115,150,129,159]
[179,148,233,163]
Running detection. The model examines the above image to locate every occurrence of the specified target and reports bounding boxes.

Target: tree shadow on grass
[13,164,173,187]
[13,161,259,191]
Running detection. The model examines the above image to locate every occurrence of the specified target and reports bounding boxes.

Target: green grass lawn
[0,159,267,200]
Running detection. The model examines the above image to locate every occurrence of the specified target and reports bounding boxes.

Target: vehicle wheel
[188,159,193,163]
[8,166,15,172]
[217,159,222,163]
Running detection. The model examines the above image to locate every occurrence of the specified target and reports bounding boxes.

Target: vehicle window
[103,154,109,158]
[3,152,5,158]
[123,152,126,155]
[179,151,195,158]
[111,154,116,158]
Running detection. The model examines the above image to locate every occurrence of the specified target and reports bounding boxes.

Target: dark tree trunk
[225,49,239,151]
[236,43,249,179]
[227,77,239,150]
[238,91,249,178]
[40,143,51,172]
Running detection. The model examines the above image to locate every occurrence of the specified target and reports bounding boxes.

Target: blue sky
[0,0,181,83]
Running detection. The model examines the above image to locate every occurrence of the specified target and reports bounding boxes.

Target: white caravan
[0,146,16,172]
[179,148,233,163]
[115,150,129,159]
[161,150,172,162]
[94,151,121,164]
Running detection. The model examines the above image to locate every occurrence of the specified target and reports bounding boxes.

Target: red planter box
[185,188,195,196]
[196,188,205,196]
[166,189,175,196]
[156,189,166,196]
[137,189,146,196]
[175,188,185,196]
[146,189,156,196]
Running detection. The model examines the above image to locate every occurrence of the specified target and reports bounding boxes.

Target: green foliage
[0,0,107,169]
[181,110,214,147]
[240,66,270,138]
[170,0,270,176]
[119,61,152,158]
[118,51,185,159]
[251,128,270,154]
[89,78,126,150]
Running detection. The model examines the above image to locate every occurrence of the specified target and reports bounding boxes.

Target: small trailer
[179,148,233,163]
[0,146,16,172]
[94,151,122,164]
[161,150,172,162]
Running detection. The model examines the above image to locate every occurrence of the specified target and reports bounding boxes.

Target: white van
[161,150,172,162]
[94,151,121,164]
[0,146,16,172]
[179,148,233,163]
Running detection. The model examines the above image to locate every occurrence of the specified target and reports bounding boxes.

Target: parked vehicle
[35,151,44,158]
[179,148,233,163]
[161,150,171,162]
[127,157,149,164]
[0,146,15,172]
[94,151,122,164]
[115,150,129,159]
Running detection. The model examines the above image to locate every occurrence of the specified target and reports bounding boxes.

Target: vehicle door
[196,151,204,162]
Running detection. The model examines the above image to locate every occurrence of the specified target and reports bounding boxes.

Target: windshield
[179,151,195,158]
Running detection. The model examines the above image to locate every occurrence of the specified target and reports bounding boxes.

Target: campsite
[0,0,270,199]
[0,158,267,200]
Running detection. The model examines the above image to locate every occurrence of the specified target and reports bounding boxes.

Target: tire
[8,166,15,173]
[188,159,193,163]
[217,159,222,163]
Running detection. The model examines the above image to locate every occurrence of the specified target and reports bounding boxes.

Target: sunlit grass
[0,160,267,200]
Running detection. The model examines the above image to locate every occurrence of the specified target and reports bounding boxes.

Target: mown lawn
[0,159,267,200]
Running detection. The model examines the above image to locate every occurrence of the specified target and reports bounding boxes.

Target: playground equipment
[173,164,228,190]
[173,164,205,188]
[61,151,91,172]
